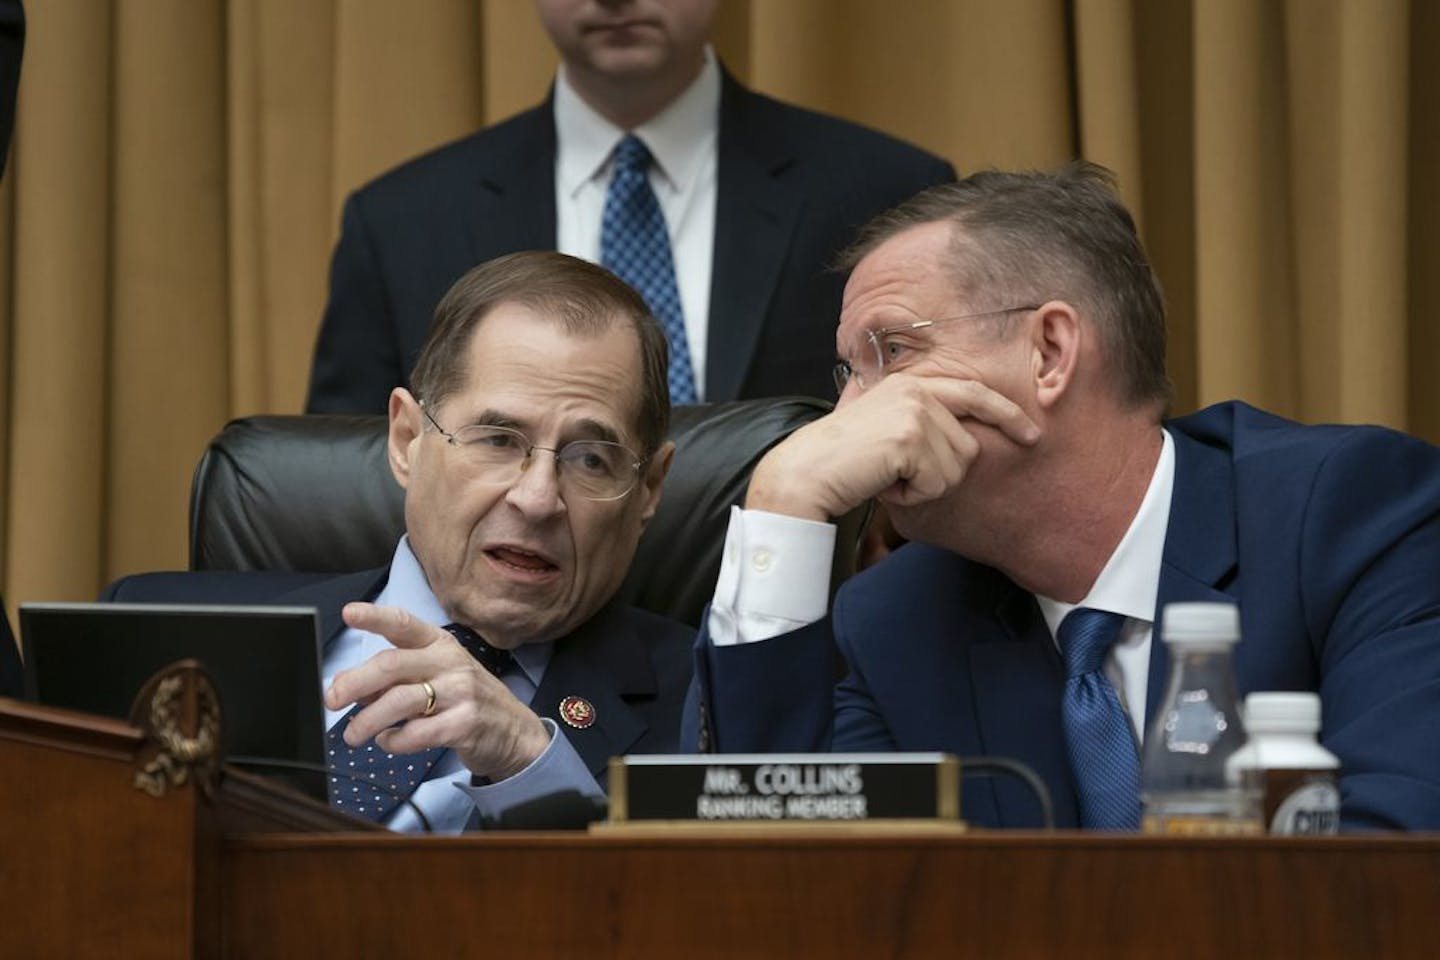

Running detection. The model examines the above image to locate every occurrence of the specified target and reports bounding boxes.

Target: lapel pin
[558,695,596,729]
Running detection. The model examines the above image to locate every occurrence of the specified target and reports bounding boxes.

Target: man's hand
[324,603,551,781]
[745,374,1040,522]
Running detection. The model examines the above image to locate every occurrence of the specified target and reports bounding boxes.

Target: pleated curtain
[2,0,1435,611]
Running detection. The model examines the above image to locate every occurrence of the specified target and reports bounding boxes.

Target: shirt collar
[376,536,553,687]
[1034,428,1175,637]
[375,535,449,625]
[554,46,720,199]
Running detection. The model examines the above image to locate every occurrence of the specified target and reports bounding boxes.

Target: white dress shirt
[553,49,719,398]
[708,430,1176,744]
[1031,430,1174,742]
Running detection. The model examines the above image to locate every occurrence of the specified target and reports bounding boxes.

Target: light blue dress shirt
[321,537,604,833]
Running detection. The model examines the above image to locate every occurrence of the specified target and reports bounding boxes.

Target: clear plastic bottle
[1226,692,1341,835]
[1140,602,1262,835]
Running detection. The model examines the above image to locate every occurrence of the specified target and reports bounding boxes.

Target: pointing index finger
[324,604,452,711]
[341,602,449,651]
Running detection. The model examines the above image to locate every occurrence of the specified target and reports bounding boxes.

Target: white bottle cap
[1244,692,1321,734]
[1161,601,1240,646]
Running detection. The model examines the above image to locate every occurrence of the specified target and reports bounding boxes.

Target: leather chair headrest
[190,398,861,627]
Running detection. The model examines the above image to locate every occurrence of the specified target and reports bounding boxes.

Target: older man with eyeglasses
[686,163,1440,832]
[320,249,689,832]
[110,251,691,832]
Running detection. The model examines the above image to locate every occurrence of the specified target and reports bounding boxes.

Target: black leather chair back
[191,414,402,575]
[190,398,859,628]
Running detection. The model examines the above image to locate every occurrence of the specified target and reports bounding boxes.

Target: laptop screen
[20,602,325,799]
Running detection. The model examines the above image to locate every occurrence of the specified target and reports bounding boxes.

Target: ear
[1032,301,1082,410]
[388,387,423,490]
[636,440,675,527]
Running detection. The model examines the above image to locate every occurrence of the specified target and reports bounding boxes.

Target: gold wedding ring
[419,679,437,717]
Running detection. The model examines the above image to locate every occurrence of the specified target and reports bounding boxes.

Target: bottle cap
[1244,692,1321,733]
[1160,601,1240,646]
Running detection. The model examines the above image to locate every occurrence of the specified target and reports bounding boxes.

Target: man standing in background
[307,0,954,412]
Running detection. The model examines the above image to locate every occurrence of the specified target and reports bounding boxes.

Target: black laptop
[20,602,326,799]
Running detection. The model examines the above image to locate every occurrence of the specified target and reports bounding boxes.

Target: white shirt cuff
[707,505,835,647]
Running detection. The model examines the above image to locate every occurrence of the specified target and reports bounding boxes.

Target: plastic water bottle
[1226,692,1341,835]
[1140,602,1262,835]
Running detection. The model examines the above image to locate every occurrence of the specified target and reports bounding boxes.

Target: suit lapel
[531,605,656,783]
[271,568,390,649]
[706,72,803,401]
[463,100,558,263]
[1146,427,1240,728]
[966,584,1080,828]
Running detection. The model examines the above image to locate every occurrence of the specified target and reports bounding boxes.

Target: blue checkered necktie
[600,134,698,404]
[1059,608,1142,830]
[326,624,512,823]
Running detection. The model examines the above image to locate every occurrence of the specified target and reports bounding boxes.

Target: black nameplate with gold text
[608,754,961,823]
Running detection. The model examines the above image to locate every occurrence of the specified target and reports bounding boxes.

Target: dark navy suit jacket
[306,70,956,412]
[687,402,1440,831]
[106,567,693,791]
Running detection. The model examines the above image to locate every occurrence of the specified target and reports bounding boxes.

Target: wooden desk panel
[1,699,363,960]
[224,832,1440,959]
[0,699,209,960]
[7,698,1435,960]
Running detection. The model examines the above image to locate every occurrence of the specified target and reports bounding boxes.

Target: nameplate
[607,753,961,823]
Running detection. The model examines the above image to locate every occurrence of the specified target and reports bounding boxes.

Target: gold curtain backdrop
[2,0,1437,613]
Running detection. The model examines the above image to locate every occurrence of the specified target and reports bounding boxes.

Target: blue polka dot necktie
[326,624,513,823]
[1059,608,1142,829]
[600,134,698,404]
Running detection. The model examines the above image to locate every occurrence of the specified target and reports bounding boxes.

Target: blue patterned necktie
[327,624,512,823]
[600,134,698,403]
[1059,608,1142,829]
